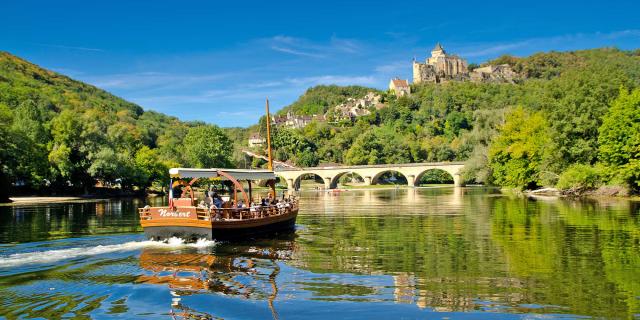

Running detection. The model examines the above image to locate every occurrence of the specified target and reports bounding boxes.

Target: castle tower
[430,42,446,59]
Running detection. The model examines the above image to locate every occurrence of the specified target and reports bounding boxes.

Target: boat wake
[0,237,216,268]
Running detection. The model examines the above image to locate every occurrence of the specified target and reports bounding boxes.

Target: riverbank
[503,186,640,201]
[2,196,106,206]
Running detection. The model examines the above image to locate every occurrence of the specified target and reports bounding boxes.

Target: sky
[2,0,639,127]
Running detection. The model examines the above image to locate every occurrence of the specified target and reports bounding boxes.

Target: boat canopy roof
[169,168,276,180]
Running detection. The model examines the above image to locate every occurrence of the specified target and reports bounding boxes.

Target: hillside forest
[1,48,640,201]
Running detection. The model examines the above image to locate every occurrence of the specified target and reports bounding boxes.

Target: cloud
[374,61,407,74]
[457,29,640,59]
[81,72,230,90]
[32,43,104,52]
[285,75,378,87]
[270,46,325,58]
[266,35,363,58]
[459,40,533,58]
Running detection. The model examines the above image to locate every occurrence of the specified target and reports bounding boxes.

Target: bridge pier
[324,177,333,189]
[275,162,466,191]
[407,175,415,187]
[453,174,463,187]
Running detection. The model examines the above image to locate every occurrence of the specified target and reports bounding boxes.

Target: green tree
[598,88,640,189]
[183,125,233,168]
[489,107,551,189]
[48,109,93,191]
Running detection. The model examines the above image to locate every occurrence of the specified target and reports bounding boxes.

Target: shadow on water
[0,189,638,319]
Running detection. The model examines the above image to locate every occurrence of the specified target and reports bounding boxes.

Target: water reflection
[137,236,296,319]
[0,189,638,318]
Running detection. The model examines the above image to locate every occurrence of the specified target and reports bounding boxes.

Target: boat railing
[138,200,298,222]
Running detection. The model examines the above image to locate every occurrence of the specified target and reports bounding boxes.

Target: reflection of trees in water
[293,190,640,317]
[137,236,296,320]
[0,198,165,242]
[492,197,640,317]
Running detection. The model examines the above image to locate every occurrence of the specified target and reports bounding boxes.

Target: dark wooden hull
[142,209,298,241]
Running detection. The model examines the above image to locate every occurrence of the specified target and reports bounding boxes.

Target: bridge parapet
[274,162,465,190]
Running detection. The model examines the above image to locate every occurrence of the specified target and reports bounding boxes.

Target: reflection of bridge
[275,162,465,190]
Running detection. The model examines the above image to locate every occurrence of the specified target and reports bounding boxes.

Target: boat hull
[142,210,298,241]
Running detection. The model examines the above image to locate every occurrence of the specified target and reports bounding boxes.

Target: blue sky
[2,0,639,127]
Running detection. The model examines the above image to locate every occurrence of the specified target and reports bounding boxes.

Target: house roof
[433,42,444,52]
[391,78,409,88]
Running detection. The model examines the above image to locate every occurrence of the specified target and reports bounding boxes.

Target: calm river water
[0,188,639,319]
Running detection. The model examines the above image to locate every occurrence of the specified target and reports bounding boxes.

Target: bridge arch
[275,162,465,190]
[330,171,365,188]
[414,168,455,186]
[371,170,408,186]
[294,172,326,190]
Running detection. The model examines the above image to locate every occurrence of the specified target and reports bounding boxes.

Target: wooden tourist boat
[138,168,298,240]
[138,98,298,241]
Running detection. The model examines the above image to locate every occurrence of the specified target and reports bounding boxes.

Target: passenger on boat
[212,206,222,221]
[213,195,223,209]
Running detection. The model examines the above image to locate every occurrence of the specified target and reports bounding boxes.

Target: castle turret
[431,42,446,58]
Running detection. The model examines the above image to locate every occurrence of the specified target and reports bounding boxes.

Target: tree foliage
[598,87,640,188]
[489,107,551,189]
[0,52,233,197]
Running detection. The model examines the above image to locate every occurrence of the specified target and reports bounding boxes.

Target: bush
[556,164,603,191]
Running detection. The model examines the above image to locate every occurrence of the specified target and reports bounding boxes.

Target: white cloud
[285,75,378,87]
[32,43,104,52]
[270,46,325,58]
[457,29,640,59]
[82,72,230,90]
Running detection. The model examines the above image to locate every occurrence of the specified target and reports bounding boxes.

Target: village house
[248,133,266,147]
[272,111,316,129]
[332,92,384,121]
[388,78,411,96]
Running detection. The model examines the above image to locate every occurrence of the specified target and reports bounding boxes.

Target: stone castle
[412,43,516,84]
[413,43,468,83]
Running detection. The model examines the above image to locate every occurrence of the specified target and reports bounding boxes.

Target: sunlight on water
[0,237,216,268]
[0,189,638,319]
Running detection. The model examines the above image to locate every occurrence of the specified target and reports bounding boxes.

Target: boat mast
[265,98,276,199]
[265,98,274,171]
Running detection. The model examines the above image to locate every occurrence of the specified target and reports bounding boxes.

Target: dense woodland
[0,52,232,201]
[247,48,640,193]
[1,48,640,201]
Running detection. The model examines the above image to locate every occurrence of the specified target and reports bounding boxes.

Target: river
[0,187,638,319]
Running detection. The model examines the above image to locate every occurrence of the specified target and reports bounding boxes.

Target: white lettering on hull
[158,209,192,218]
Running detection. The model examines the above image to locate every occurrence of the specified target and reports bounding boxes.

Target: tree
[489,107,551,189]
[183,125,233,168]
[598,88,640,189]
[0,103,17,201]
[49,109,95,191]
[134,146,168,190]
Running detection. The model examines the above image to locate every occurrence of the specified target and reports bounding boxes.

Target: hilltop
[2,47,639,198]
[246,47,640,192]
[0,52,233,201]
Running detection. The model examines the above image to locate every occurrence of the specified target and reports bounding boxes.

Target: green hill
[251,48,640,192]
[276,85,380,116]
[0,52,232,201]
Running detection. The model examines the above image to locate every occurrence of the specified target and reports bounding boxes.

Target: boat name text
[158,209,191,218]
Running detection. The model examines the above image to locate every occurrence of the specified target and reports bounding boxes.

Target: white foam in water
[0,238,216,268]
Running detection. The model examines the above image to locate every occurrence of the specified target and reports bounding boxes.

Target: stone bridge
[275,162,465,190]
